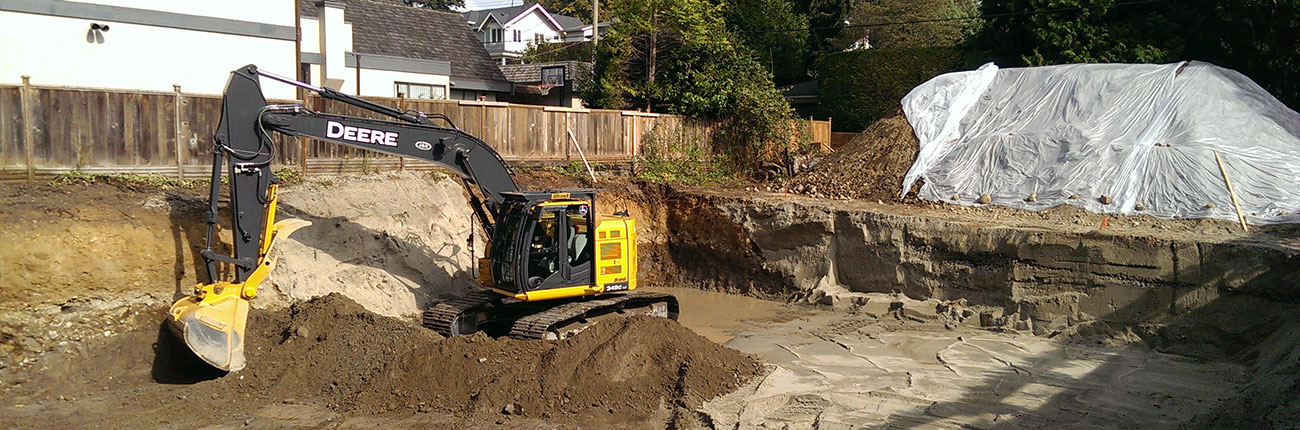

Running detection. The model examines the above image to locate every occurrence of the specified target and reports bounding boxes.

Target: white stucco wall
[0,2,295,98]
[66,0,293,26]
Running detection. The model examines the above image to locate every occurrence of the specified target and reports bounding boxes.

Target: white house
[0,0,512,101]
[462,4,604,65]
[298,0,511,101]
[0,0,298,99]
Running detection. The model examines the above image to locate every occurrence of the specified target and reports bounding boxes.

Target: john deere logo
[415,141,433,151]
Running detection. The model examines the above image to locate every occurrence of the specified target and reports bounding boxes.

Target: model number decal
[326,121,398,147]
[604,282,628,292]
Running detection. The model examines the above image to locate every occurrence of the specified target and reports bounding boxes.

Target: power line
[734,0,1173,34]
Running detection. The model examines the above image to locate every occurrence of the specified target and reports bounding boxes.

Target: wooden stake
[1213,150,1249,232]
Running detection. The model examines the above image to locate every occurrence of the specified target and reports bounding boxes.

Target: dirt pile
[2,294,761,428]
[354,315,763,417]
[778,109,920,201]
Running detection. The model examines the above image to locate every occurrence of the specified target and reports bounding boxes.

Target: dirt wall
[651,188,1300,354]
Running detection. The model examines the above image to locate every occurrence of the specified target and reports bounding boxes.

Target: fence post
[299,97,310,176]
[173,84,184,179]
[20,76,34,183]
[396,96,405,171]
[564,112,571,162]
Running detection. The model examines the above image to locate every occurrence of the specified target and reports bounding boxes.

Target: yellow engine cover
[594,216,636,293]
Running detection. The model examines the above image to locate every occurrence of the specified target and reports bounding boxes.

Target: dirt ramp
[354,315,763,419]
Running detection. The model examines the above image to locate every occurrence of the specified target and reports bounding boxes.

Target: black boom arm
[203,64,518,283]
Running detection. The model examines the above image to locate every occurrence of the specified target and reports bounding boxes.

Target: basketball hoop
[538,84,555,96]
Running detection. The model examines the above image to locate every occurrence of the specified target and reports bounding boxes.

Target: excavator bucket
[167,287,250,372]
[167,219,310,372]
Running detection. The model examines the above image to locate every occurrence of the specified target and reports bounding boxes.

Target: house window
[395,82,446,99]
[534,33,545,43]
[489,28,503,43]
[513,30,521,42]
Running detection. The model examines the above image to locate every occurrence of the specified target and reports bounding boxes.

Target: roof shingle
[300,0,507,83]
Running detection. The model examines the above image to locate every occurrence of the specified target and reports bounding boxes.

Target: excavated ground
[1,169,1298,428]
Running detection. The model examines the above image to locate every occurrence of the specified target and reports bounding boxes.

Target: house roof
[300,0,507,84]
[499,61,591,84]
[552,14,585,31]
[463,4,587,31]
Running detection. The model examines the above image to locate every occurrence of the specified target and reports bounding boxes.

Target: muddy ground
[1,171,1298,428]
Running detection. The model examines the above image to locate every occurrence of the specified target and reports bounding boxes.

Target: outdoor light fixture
[87,22,109,44]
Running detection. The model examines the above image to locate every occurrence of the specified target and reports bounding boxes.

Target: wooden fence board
[0,87,21,166]
[0,84,820,182]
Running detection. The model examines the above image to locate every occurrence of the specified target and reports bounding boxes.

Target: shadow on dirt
[150,322,225,384]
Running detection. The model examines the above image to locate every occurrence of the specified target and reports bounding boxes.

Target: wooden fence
[0,81,830,182]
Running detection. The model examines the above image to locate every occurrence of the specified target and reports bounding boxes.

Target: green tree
[724,0,811,85]
[401,0,465,10]
[587,0,799,173]
[521,40,594,63]
[974,0,1179,66]
[538,0,606,23]
[793,0,855,59]
[833,0,981,50]
[1184,0,1300,109]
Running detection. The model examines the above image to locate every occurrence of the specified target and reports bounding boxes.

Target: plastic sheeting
[900,61,1300,224]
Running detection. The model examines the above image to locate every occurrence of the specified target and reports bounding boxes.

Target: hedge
[817,47,965,132]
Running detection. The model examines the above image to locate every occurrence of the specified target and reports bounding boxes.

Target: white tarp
[901,61,1300,224]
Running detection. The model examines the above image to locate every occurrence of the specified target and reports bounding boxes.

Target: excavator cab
[486,190,632,300]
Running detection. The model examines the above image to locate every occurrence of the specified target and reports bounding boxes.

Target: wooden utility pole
[592,0,599,45]
[647,8,656,112]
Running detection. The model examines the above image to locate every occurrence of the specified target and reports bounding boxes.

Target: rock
[1015,318,1033,332]
[1206,202,1217,209]
[1026,193,1038,202]
[477,357,487,363]
[1100,195,1113,205]
[502,403,518,415]
[977,194,992,204]
[295,326,310,339]
[951,194,961,201]
[1069,194,1080,200]
[243,418,253,426]
[1135,202,1146,211]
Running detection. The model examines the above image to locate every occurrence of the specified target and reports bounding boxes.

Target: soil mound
[353,315,763,417]
[3,294,760,427]
[780,109,920,201]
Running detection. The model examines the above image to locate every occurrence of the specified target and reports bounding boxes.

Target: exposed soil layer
[0,294,761,429]
[778,109,920,201]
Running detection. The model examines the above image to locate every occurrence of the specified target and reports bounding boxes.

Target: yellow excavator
[167,65,677,372]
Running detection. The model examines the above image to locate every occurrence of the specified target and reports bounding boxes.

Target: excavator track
[422,290,679,340]
[421,290,503,337]
[508,291,679,340]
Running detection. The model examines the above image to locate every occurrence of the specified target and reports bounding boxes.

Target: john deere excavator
[167,65,677,372]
